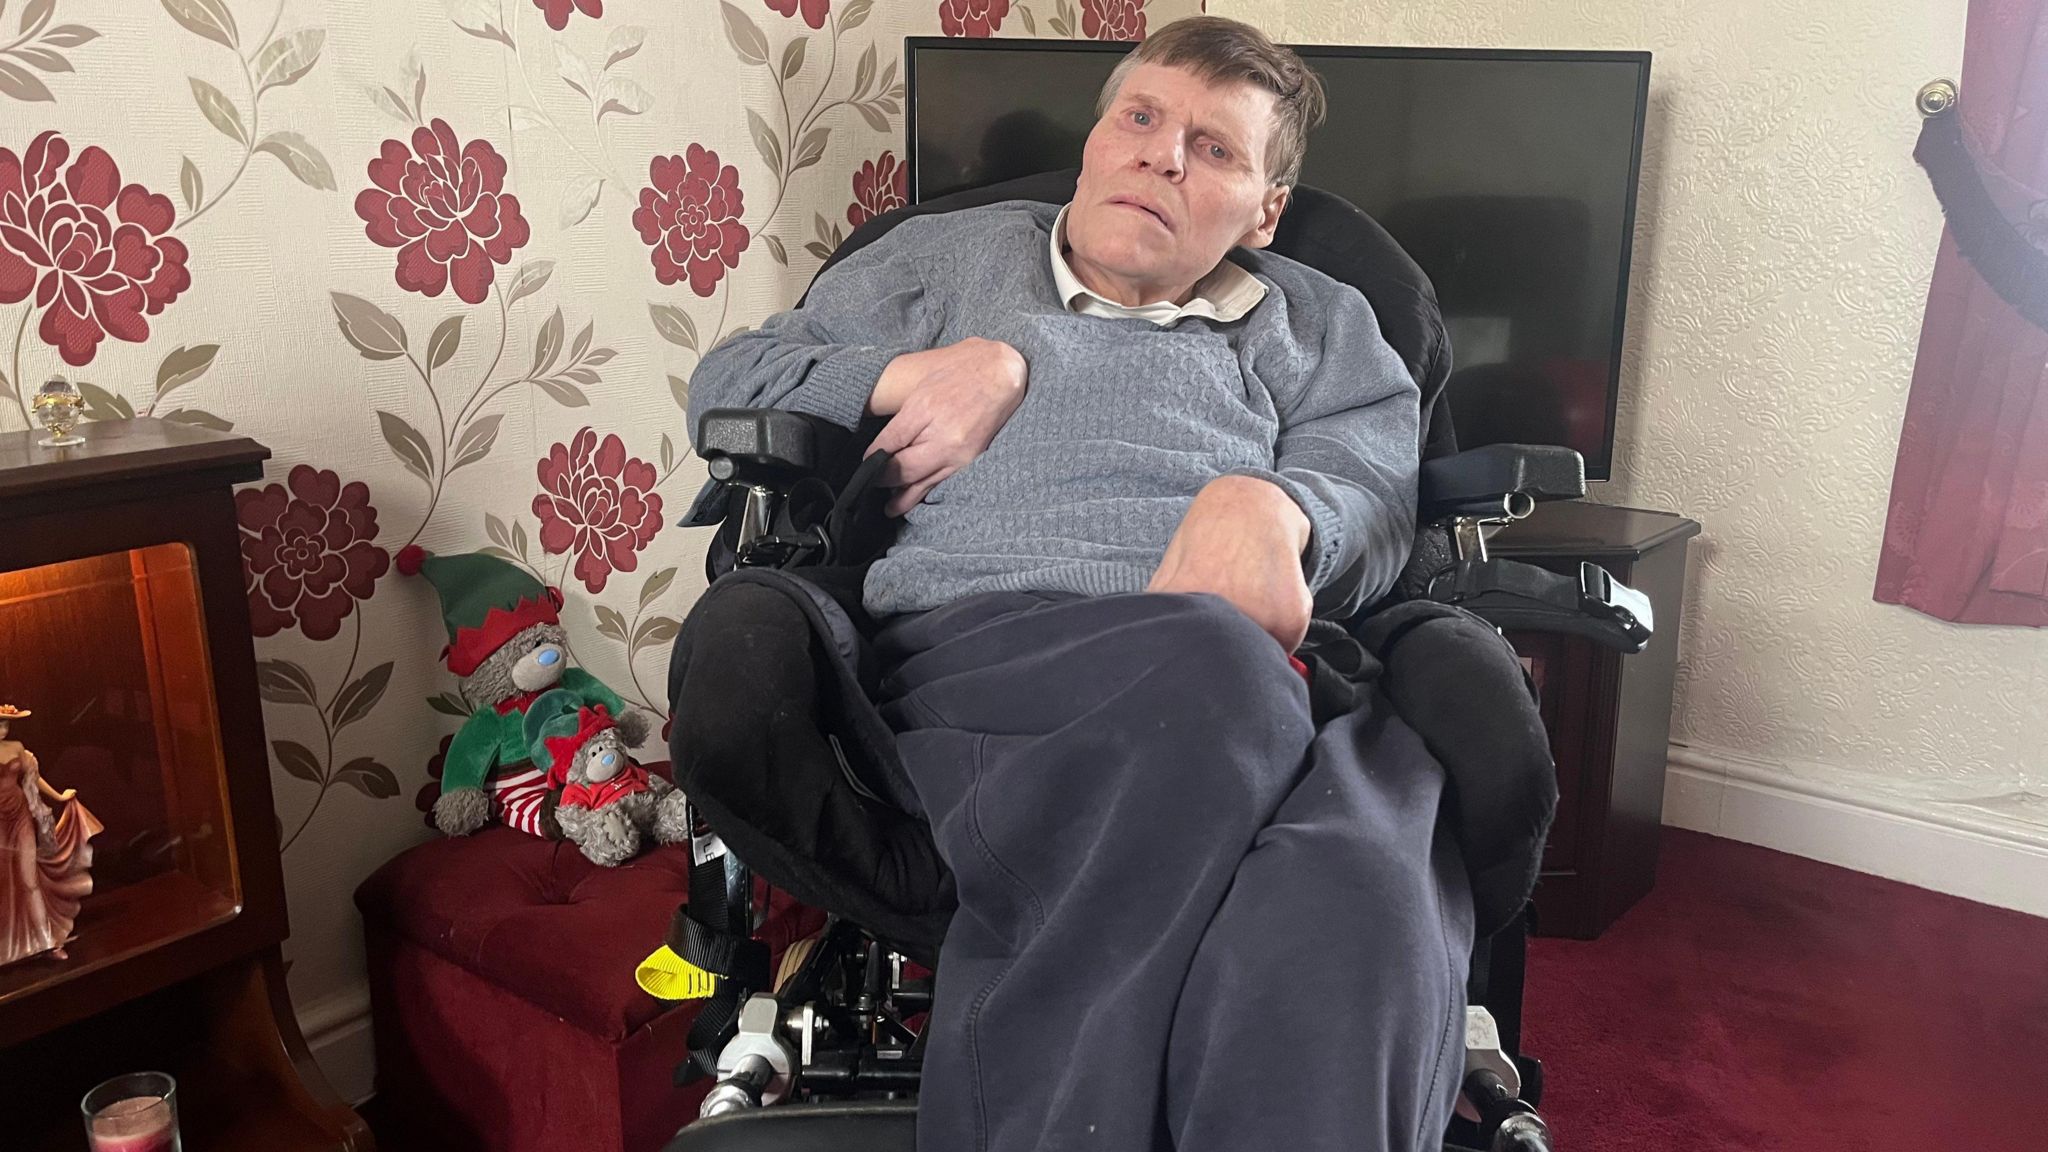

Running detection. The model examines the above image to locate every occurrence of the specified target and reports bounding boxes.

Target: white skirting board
[1664,745,2048,919]
[300,986,376,1106]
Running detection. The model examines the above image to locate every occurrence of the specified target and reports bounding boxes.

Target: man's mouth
[1109,196,1171,230]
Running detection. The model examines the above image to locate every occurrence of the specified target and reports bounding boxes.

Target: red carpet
[1523,828,2048,1152]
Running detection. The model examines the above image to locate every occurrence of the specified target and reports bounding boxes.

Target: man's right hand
[865,337,1028,517]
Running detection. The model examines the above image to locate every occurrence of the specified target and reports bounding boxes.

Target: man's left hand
[1147,475,1314,652]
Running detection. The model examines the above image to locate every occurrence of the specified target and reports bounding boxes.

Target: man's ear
[1237,184,1291,250]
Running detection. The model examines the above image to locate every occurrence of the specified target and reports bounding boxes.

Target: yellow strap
[635,944,720,1001]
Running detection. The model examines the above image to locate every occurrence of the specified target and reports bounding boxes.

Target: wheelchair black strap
[681,990,742,1085]
[1430,558,1581,614]
[830,448,893,522]
[673,845,770,1084]
[812,447,895,568]
[676,915,772,989]
[1426,557,1649,653]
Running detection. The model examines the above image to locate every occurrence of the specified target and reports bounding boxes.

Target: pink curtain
[1875,0,2048,626]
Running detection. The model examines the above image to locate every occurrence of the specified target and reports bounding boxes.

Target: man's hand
[866,337,1028,517]
[1147,475,1315,652]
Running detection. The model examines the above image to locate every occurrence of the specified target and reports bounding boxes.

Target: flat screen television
[903,39,1651,480]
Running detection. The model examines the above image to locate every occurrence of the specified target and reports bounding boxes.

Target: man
[689,17,1469,1152]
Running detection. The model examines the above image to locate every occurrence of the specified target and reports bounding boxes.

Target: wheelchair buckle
[1576,561,1654,648]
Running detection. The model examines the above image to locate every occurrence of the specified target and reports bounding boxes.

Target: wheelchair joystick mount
[702,994,798,1115]
[697,922,932,1121]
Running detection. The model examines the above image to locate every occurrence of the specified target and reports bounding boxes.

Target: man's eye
[1130,110,1151,126]
[1208,144,1229,160]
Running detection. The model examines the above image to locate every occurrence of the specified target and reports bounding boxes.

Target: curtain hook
[1918,78,1958,118]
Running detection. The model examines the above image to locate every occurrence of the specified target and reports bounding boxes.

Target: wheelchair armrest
[688,408,896,575]
[1419,444,1585,525]
[696,407,854,485]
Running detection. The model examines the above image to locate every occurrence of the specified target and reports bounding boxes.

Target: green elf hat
[395,545,564,676]
[523,687,614,787]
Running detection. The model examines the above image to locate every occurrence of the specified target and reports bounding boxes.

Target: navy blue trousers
[875,591,1474,1152]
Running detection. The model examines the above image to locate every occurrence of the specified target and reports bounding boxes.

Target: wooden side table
[0,419,369,1150]
[1491,500,1700,940]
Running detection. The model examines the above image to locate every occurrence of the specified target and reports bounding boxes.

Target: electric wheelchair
[657,170,1653,1152]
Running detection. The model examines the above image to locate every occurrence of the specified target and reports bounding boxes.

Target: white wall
[1219,0,2048,909]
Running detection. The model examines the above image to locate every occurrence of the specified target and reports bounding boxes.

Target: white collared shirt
[1048,204,1267,326]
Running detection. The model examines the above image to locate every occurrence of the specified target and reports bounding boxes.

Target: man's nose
[1135,132,1184,179]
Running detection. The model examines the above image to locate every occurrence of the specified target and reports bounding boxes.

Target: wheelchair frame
[662,406,1657,1152]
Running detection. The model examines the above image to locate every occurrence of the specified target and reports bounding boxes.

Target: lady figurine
[0,705,103,965]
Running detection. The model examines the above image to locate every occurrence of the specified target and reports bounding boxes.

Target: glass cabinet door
[0,543,240,1004]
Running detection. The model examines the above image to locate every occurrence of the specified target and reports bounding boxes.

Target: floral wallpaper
[1,0,1199,1067]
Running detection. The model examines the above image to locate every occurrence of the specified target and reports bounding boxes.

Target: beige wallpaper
[1217,0,2048,837]
[0,0,1199,1072]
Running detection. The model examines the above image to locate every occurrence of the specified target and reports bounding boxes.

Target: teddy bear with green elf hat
[524,688,691,866]
[397,544,650,840]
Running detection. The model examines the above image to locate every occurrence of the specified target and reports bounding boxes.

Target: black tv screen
[904,40,1650,480]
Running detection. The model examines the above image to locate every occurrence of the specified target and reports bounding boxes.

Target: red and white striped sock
[492,768,553,838]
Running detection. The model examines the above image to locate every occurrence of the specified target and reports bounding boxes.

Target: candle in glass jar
[86,1095,179,1152]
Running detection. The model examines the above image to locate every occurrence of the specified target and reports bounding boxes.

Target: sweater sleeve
[685,219,942,432]
[1229,288,1421,618]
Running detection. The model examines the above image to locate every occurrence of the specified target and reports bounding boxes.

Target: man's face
[1066,62,1291,306]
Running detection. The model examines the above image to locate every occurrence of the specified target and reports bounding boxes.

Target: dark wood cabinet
[1491,500,1700,940]
[0,419,369,1150]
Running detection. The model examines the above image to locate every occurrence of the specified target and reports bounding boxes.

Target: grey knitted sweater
[687,201,1421,619]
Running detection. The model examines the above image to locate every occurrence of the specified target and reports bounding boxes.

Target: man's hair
[1094,16,1327,187]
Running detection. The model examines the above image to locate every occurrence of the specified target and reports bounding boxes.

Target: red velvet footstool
[356,824,820,1152]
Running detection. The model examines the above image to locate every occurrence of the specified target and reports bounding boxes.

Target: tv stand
[1491,499,1700,939]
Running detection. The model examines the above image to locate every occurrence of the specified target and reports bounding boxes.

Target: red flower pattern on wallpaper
[534,428,664,594]
[237,465,391,643]
[938,0,1009,37]
[1083,0,1147,40]
[535,0,602,30]
[355,119,531,306]
[633,146,750,297]
[0,131,191,367]
[847,151,907,229]
[765,0,830,30]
